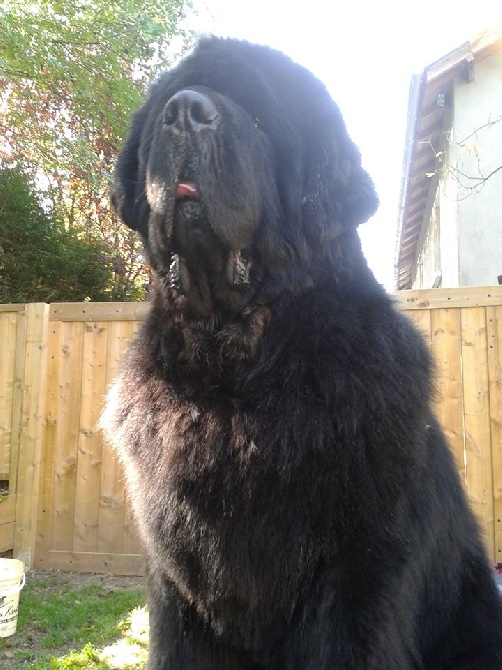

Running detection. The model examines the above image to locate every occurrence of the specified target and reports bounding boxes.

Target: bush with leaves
[0,167,119,303]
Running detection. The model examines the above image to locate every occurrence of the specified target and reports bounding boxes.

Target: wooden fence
[0,302,148,575]
[0,287,502,574]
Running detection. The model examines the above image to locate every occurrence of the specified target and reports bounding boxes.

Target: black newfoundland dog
[102,37,502,668]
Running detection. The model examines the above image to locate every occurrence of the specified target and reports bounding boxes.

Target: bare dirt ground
[0,569,146,668]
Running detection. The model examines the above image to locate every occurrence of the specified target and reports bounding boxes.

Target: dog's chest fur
[109,344,326,645]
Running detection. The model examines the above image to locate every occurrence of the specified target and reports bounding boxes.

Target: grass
[1,573,148,669]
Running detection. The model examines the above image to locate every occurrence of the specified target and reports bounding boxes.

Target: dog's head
[112,37,378,319]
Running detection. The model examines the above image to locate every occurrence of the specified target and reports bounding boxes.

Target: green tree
[0,166,119,302]
[0,0,190,300]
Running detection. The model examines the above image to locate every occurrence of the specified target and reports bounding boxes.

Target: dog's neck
[179,303,272,370]
[151,282,272,379]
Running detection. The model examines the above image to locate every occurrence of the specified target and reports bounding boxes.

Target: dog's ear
[111,107,151,234]
[300,102,378,246]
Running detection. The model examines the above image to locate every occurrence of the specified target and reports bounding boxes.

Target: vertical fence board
[50,322,84,552]
[9,309,27,499]
[487,305,502,562]
[73,322,108,553]
[36,319,60,564]
[98,440,126,554]
[14,304,49,567]
[431,308,465,478]
[98,321,133,555]
[460,307,494,557]
[405,309,432,346]
[0,312,18,476]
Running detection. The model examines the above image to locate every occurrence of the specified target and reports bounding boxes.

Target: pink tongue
[175,182,198,197]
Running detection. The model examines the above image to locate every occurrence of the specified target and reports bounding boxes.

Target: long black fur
[102,37,502,669]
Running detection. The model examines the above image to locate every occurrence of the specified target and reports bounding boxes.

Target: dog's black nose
[163,90,219,133]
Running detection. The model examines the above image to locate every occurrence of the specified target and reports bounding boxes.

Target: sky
[185,0,502,290]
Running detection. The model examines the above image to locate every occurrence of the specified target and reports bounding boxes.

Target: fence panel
[2,289,502,573]
[0,304,49,564]
[397,287,502,560]
[35,303,148,575]
[0,305,25,554]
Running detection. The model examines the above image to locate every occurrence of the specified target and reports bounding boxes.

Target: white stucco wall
[451,53,502,286]
[412,185,442,289]
[412,170,459,290]
[438,171,459,287]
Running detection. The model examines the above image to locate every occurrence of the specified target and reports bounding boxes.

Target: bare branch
[456,114,502,147]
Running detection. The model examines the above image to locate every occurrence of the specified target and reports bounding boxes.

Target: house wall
[438,171,460,287]
[412,185,441,289]
[451,53,502,286]
[412,169,459,290]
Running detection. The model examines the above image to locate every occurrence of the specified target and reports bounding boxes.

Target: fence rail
[1,288,502,574]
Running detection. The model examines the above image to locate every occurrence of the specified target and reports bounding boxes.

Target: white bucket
[0,558,25,637]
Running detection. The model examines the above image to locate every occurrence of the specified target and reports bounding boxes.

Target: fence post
[13,303,50,568]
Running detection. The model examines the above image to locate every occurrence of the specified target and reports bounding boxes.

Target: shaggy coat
[102,37,502,669]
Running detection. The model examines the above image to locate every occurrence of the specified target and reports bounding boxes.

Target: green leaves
[0,0,190,301]
[0,166,114,302]
[1,0,188,158]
